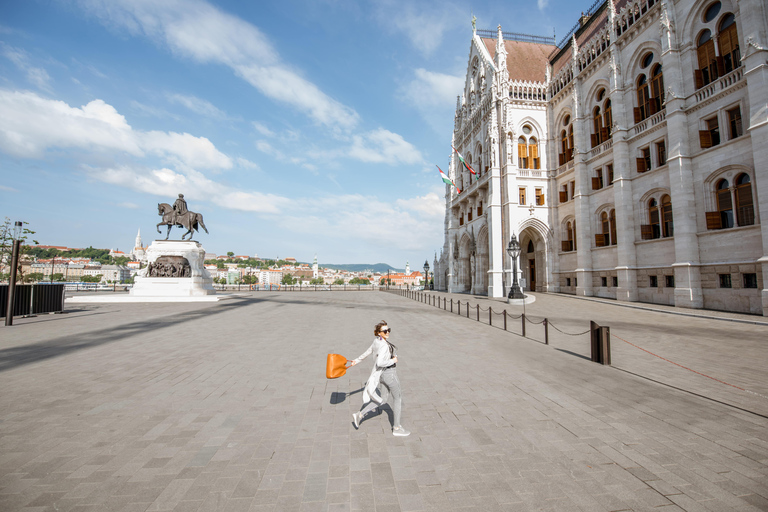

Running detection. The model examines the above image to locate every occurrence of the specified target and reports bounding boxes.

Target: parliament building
[434,0,768,315]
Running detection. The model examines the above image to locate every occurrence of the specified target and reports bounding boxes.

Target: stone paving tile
[0,292,767,511]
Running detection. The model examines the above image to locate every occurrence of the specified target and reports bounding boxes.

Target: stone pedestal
[130,240,215,297]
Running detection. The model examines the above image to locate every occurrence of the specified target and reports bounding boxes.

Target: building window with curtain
[727,106,743,139]
[735,173,754,226]
[661,195,674,237]
[718,13,740,74]
[696,29,718,88]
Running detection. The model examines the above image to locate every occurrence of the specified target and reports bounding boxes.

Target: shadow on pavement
[0,297,259,373]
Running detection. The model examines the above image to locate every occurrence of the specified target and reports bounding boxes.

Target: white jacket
[353,336,397,405]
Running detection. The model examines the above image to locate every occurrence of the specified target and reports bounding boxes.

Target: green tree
[124,276,135,284]
[333,278,345,285]
[51,273,65,282]
[350,277,370,285]
[227,251,235,258]
[281,273,295,285]
[242,274,258,285]
[25,272,45,282]
[112,256,129,266]
[310,277,324,285]
[80,275,102,283]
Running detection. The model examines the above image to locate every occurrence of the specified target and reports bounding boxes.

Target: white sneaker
[352,412,360,429]
[392,426,410,437]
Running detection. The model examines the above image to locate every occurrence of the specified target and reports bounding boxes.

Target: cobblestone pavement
[0,290,766,511]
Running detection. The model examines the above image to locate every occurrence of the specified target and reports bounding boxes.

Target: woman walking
[348,320,409,437]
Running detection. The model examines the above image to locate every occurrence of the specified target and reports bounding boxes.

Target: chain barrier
[612,333,768,401]
[382,289,597,347]
[548,323,591,336]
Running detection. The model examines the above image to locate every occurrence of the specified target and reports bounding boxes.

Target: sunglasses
[380,328,391,334]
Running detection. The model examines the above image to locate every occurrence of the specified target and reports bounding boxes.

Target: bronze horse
[156,203,209,240]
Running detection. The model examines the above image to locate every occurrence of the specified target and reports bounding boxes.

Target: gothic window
[661,195,674,237]
[603,99,612,139]
[568,125,574,161]
[535,188,544,206]
[649,199,661,238]
[610,209,617,246]
[563,221,574,252]
[716,179,734,228]
[635,74,650,122]
[596,211,611,247]
[727,106,743,139]
[650,64,664,113]
[527,240,534,253]
[656,140,666,166]
[529,137,540,169]
[518,136,528,169]
[696,30,718,88]
[559,130,568,165]
[606,164,614,186]
[519,187,526,205]
[718,14,740,74]
[735,173,754,226]
[592,106,603,148]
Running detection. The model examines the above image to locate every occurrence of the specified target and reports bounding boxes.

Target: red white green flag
[437,166,460,194]
[451,145,477,177]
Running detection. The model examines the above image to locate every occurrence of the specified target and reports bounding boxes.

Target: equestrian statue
[156,194,209,240]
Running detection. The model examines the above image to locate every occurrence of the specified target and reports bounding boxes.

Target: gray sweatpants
[359,368,402,427]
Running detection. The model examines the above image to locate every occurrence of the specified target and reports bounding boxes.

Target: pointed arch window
[635,74,650,123]
[563,221,575,252]
[603,99,612,139]
[518,136,528,169]
[714,179,733,229]
[596,211,611,247]
[592,106,603,148]
[696,29,718,88]
[649,199,661,238]
[718,14,740,74]
[529,137,540,169]
[661,195,674,237]
[568,125,574,161]
[650,64,664,113]
[735,173,754,226]
[610,209,617,246]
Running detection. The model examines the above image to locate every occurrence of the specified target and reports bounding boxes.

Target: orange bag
[326,354,348,379]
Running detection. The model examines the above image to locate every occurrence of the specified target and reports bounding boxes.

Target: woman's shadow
[330,387,394,427]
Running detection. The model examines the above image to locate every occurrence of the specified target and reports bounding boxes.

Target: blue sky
[1,0,586,266]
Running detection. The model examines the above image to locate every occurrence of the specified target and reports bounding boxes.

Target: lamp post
[5,221,23,326]
[423,260,429,291]
[506,232,524,300]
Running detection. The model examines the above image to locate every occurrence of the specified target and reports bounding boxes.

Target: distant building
[130,229,147,262]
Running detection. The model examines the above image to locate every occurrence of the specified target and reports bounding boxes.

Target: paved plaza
[0,290,767,511]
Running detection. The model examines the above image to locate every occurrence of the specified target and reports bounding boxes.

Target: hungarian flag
[452,146,477,177]
[437,166,460,194]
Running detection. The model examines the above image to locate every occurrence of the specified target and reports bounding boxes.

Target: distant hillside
[319,263,402,274]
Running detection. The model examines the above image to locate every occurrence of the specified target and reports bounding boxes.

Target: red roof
[482,38,556,83]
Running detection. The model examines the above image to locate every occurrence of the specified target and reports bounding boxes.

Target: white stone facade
[435,0,768,315]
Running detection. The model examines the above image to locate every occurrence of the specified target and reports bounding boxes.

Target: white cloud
[347,129,424,165]
[252,121,274,137]
[399,68,463,133]
[1,43,52,90]
[130,100,181,120]
[0,90,231,170]
[373,1,462,57]
[395,193,444,219]
[77,0,359,128]
[95,165,288,214]
[117,201,140,209]
[167,93,226,119]
[236,157,259,170]
[402,69,463,108]
[0,184,19,192]
[538,0,549,10]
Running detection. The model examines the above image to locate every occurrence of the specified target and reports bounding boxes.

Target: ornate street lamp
[506,232,524,299]
[5,221,23,326]
[423,260,429,291]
